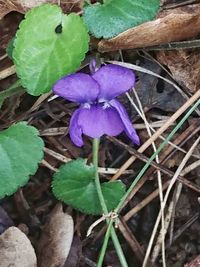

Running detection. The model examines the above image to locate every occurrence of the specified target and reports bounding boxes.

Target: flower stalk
[93,138,108,213]
[92,138,128,267]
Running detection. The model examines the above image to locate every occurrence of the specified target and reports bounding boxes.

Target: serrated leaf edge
[0,122,44,198]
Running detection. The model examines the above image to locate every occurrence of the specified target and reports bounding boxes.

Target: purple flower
[53,64,140,147]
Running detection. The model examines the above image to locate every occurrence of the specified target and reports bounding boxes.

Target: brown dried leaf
[0,226,37,267]
[0,0,83,20]
[131,59,185,116]
[157,49,200,94]
[99,4,200,52]
[37,203,74,267]
[63,236,82,267]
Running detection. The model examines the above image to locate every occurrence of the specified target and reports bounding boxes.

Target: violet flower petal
[53,73,100,104]
[92,64,135,101]
[110,99,140,145]
[69,108,84,147]
[74,104,124,140]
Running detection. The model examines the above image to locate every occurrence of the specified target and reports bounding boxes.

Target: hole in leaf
[55,24,62,34]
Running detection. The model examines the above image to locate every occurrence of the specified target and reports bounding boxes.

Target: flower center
[102,101,111,109]
[82,103,91,109]
[82,100,111,110]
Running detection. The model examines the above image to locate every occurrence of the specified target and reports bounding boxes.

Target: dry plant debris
[0,226,37,267]
[0,0,83,20]
[185,254,200,267]
[0,206,14,234]
[37,204,74,267]
[99,4,200,52]
[157,50,200,94]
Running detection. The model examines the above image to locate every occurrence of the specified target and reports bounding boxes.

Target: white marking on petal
[82,103,91,109]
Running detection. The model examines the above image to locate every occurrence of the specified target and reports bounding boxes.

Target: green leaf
[13,4,89,96]
[0,122,44,198]
[83,0,160,38]
[52,159,125,215]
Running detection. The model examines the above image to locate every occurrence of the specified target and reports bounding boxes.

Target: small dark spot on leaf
[55,24,62,34]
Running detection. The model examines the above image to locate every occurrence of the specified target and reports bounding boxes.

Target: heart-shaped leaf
[13,4,89,96]
[83,0,160,39]
[52,159,125,215]
[0,122,44,198]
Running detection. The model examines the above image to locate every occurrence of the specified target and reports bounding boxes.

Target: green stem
[97,219,113,267]
[92,138,128,267]
[0,80,23,103]
[111,227,129,267]
[93,138,108,213]
[115,98,200,213]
